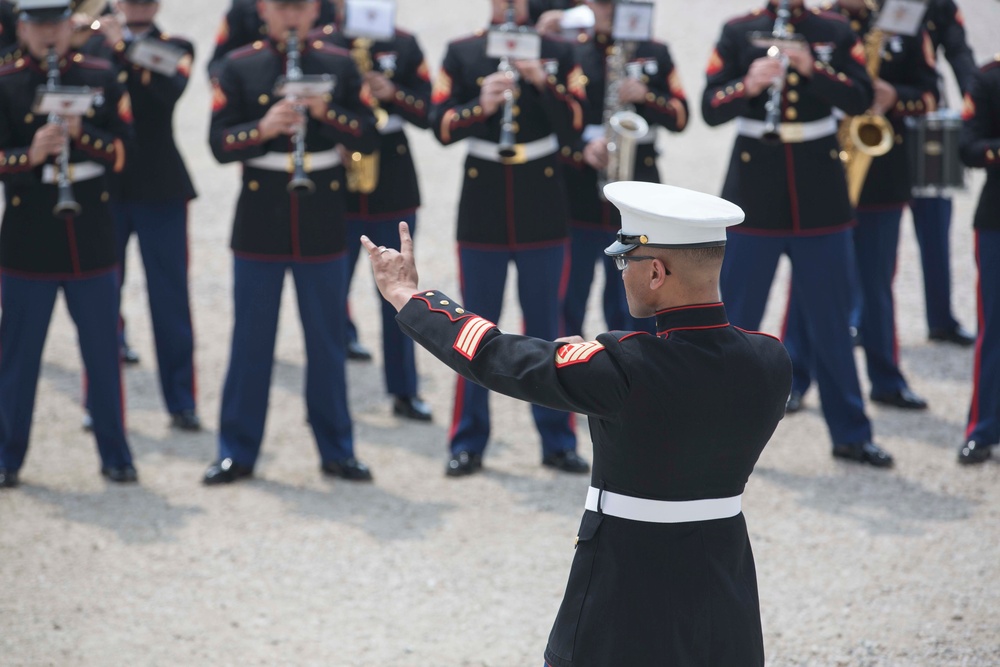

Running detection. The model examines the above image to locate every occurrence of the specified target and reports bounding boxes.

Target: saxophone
[837,0,894,206]
[346,38,385,195]
[599,39,649,192]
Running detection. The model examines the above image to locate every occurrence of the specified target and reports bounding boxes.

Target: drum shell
[907,110,966,197]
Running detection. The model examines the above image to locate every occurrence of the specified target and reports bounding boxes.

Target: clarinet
[46,47,82,218]
[496,1,518,159]
[761,0,791,145]
[285,29,315,194]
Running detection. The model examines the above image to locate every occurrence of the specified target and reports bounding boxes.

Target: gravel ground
[2,1,1000,665]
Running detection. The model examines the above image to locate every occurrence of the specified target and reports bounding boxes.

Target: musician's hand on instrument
[871,79,899,115]
[62,115,82,140]
[364,71,398,103]
[783,43,814,76]
[362,221,420,312]
[535,10,564,36]
[513,59,546,89]
[28,123,66,166]
[99,14,124,48]
[617,79,649,105]
[480,71,515,116]
[744,57,785,97]
[259,99,302,140]
[300,94,329,121]
[583,138,609,170]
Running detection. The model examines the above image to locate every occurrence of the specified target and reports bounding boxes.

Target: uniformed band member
[0,0,136,488]
[910,0,976,346]
[783,0,938,413]
[325,0,435,421]
[560,0,688,337]
[79,0,200,431]
[207,0,334,80]
[362,183,791,667]
[703,0,893,467]
[203,0,377,484]
[429,0,590,477]
[957,53,1000,464]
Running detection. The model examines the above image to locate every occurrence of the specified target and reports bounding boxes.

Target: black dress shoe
[446,451,482,477]
[542,451,591,474]
[347,340,373,361]
[870,387,928,410]
[392,395,433,422]
[832,441,894,468]
[929,326,976,347]
[121,345,141,365]
[785,391,804,414]
[203,458,253,485]
[0,468,19,488]
[101,464,138,483]
[321,457,373,481]
[957,441,993,465]
[170,410,202,432]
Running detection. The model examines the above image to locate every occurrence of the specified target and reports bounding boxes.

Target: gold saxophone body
[347,38,385,195]
[837,3,894,206]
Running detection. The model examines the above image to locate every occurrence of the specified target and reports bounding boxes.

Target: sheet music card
[32,87,96,116]
[486,28,542,61]
[126,39,186,76]
[612,1,654,42]
[343,0,396,41]
[876,0,929,36]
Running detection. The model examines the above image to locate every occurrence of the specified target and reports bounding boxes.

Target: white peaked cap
[603,182,745,256]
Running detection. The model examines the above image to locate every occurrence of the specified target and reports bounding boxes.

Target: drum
[907,109,966,197]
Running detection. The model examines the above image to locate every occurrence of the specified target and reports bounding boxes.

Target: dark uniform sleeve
[0,78,37,187]
[797,27,872,115]
[311,53,379,153]
[396,292,630,419]
[886,32,939,120]
[959,64,1000,169]
[110,37,194,107]
[72,68,133,174]
[636,43,688,132]
[430,42,491,145]
[384,34,432,130]
[531,39,586,147]
[935,0,977,95]
[207,1,254,80]
[208,56,268,164]
[702,24,753,126]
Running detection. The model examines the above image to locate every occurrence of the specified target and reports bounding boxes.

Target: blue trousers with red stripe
[0,270,132,472]
[785,209,912,397]
[217,255,354,468]
[111,198,197,414]
[344,213,419,398]
[451,243,577,458]
[967,229,1000,446]
[911,195,961,333]
[563,225,655,337]
[721,230,872,446]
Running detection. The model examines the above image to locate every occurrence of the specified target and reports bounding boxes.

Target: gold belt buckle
[779,123,804,143]
[500,143,528,166]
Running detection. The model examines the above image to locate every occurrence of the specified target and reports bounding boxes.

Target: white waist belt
[244,149,342,172]
[585,486,742,524]
[583,123,656,145]
[736,116,837,143]
[42,161,105,185]
[378,114,406,135]
[466,134,559,164]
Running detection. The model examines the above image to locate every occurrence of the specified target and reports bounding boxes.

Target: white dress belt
[585,486,743,524]
[42,161,105,185]
[378,114,405,135]
[466,134,559,164]
[583,123,656,145]
[244,148,342,172]
[735,116,838,143]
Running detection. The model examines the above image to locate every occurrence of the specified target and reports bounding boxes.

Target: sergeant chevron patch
[555,342,605,368]
[453,317,495,360]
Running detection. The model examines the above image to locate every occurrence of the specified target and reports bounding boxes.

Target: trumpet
[284,28,315,195]
[45,47,82,219]
[497,1,519,159]
[761,0,792,145]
